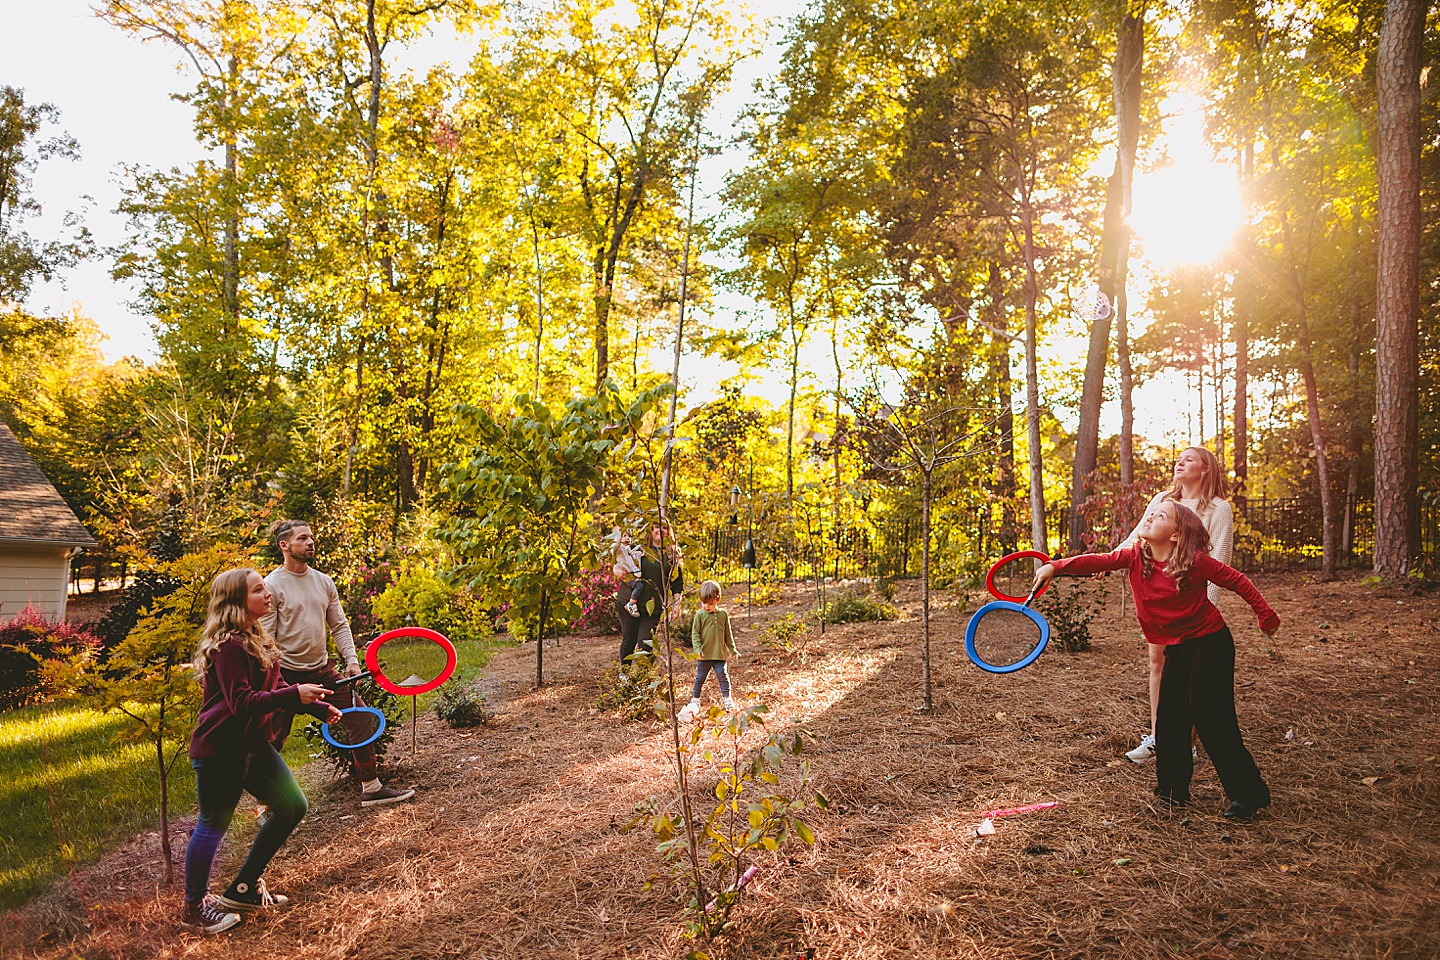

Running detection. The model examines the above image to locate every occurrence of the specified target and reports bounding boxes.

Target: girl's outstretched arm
[1194,556,1280,634]
[1049,547,1135,578]
[1031,547,1133,594]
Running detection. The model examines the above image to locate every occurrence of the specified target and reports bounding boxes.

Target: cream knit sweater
[1119,492,1235,605]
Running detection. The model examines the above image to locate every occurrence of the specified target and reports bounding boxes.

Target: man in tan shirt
[263,519,414,807]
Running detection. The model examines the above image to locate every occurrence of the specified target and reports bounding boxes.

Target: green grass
[0,702,196,910]
[0,635,510,911]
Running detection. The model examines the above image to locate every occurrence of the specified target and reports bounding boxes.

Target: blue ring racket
[965,586,1051,674]
[320,706,387,750]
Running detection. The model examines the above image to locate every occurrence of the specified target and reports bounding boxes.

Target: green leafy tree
[0,85,90,308]
[440,384,668,686]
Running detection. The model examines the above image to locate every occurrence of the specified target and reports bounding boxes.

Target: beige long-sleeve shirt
[260,566,359,672]
[1120,492,1235,605]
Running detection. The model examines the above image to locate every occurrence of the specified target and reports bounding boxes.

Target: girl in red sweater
[182,568,341,934]
[1032,501,1281,820]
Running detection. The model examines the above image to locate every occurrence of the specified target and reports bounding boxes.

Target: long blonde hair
[1162,445,1227,512]
[1139,502,1212,590]
[193,568,279,675]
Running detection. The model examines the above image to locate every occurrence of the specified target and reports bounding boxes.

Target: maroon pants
[279,662,379,781]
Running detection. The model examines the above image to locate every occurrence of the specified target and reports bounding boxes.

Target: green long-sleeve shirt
[690,608,737,661]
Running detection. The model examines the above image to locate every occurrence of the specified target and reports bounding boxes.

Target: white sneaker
[723,697,736,711]
[625,600,640,617]
[1126,734,1156,763]
[678,699,701,722]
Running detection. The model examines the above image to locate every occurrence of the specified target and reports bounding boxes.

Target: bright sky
[6,3,1246,453]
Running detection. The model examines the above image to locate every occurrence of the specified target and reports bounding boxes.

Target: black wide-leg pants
[1155,626,1271,809]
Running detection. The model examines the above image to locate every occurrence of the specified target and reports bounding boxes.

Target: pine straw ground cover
[2,573,1437,960]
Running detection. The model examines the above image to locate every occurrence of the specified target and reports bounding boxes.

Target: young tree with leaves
[48,545,244,886]
[441,384,668,686]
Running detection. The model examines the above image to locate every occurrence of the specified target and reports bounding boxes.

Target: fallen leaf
[995,711,1007,720]
[1113,858,1132,867]
[1361,776,1381,786]
[1285,729,1295,741]
[1106,759,1126,768]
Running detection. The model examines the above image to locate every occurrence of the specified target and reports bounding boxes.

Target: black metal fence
[697,496,1439,582]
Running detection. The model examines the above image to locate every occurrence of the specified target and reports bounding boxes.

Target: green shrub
[435,683,494,728]
[822,590,899,624]
[370,563,489,644]
[876,575,897,602]
[596,656,666,722]
[1034,583,1104,654]
[760,612,813,652]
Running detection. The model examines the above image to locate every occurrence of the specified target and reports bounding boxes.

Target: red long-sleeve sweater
[189,636,330,759]
[1052,546,1280,644]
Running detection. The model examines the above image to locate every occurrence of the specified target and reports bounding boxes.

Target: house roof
[0,421,98,548]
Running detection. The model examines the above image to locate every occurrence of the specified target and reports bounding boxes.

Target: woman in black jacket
[616,522,683,665]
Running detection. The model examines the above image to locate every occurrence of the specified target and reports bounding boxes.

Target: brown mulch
[3,573,1438,959]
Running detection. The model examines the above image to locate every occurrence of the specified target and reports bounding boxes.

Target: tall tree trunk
[832,315,843,555]
[986,263,1018,552]
[1072,6,1142,550]
[785,324,800,578]
[920,467,933,711]
[536,587,547,688]
[157,701,172,886]
[1296,305,1337,580]
[342,336,366,496]
[1021,199,1046,555]
[660,123,699,512]
[593,259,613,392]
[1343,216,1365,556]
[222,56,240,391]
[1233,309,1249,506]
[1233,138,1255,506]
[1373,0,1424,580]
[531,213,545,394]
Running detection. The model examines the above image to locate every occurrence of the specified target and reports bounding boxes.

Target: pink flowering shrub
[337,558,404,637]
[569,567,620,636]
[0,606,102,710]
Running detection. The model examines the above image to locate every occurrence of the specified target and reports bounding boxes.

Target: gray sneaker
[1126,734,1156,763]
[361,784,416,807]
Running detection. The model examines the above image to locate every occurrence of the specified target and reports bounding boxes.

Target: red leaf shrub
[569,567,620,636]
[0,606,102,710]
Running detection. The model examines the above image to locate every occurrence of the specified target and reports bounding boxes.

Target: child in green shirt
[679,580,738,720]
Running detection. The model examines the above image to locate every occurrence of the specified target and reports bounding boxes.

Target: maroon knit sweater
[189,635,330,759]
[1052,546,1280,644]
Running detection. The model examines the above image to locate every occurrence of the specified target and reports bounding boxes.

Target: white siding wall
[0,544,72,620]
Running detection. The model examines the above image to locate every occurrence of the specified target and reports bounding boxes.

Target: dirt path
[4,574,1438,959]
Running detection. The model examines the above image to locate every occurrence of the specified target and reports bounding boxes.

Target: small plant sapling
[628,703,825,941]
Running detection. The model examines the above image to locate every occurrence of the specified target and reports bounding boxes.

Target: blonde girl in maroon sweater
[1032,501,1281,820]
[182,568,340,934]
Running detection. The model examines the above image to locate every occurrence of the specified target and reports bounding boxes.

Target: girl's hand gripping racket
[966,552,1053,674]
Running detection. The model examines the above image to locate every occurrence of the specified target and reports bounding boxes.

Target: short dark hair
[269,519,309,547]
